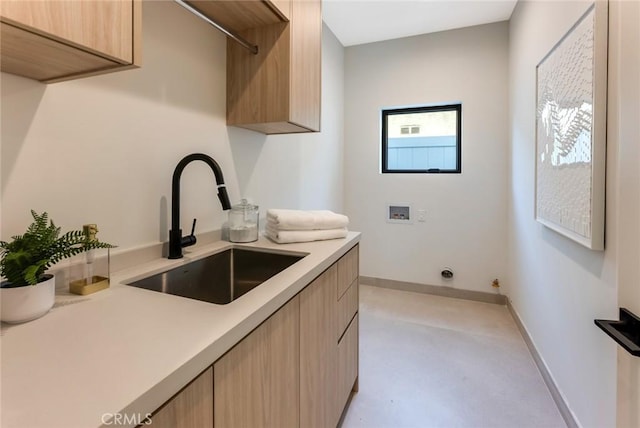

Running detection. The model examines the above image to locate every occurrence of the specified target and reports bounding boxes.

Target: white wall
[343,23,509,293]
[508,2,618,427]
[1,2,344,251]
[608,1,640,426]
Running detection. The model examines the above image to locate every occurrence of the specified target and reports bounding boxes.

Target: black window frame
[381,103,462,174]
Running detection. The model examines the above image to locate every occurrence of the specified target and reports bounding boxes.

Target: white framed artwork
[535,1,608,250]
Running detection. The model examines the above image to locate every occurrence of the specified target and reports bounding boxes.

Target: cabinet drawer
[337,245,358,299]
[337,278,358,341]
[337,314,358,417]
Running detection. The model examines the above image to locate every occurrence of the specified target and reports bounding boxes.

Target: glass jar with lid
[228,199,259,243]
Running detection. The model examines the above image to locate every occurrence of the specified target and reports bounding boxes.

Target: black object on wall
[595,308,640,357]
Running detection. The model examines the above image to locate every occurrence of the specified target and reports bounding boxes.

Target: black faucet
[169,153,231,259]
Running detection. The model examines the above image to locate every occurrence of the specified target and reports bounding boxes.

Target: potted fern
[0,211,114,323]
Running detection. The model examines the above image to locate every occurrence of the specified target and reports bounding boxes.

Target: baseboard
[506,299,579,428]
[359,276,506,305]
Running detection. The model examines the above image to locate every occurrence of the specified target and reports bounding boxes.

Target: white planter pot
[1,274,55,324]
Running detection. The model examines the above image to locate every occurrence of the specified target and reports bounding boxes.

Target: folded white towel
[266,209,349,231]
[265,226,348,244]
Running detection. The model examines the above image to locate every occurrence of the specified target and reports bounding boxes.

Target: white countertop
[0,233,360,428]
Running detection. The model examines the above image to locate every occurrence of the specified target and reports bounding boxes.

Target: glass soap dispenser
[228,199,259,243]
[68,224,110,295]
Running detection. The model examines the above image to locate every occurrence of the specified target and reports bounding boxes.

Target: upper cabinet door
[0,0,141,82]
[1,0,133,63]
[288,0,321,132]
[225,0,322,134]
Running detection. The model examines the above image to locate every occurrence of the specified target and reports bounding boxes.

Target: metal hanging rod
[174,0,259,55]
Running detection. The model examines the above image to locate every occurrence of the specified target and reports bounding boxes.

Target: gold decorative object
[69,276,109,295]
[68,224,111,296]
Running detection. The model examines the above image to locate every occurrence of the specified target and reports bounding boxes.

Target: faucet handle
[181,218,197,248]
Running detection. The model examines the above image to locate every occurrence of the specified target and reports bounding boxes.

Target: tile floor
[340,284,567,428]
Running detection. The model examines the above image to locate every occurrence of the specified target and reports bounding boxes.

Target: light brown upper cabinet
[185,0,289,30]
[0,0,141,83]
[187,0,321,134]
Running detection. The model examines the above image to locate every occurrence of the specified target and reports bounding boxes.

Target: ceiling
[322,0,518,47]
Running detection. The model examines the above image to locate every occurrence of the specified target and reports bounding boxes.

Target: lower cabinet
[336,246,360,420]
[148,367,213,428]
[337,314,359,414]
[148,244,359,428]
[214,296,300,428]
[300,264,338,427]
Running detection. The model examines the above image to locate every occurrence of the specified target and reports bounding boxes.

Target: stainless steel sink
[126,247,305,305]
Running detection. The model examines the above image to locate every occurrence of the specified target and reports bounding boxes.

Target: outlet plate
[387,204,412,224]
[417,209,426,222]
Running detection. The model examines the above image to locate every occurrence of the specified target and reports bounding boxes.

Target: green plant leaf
[1,211,115,286]
[23,260,50,285]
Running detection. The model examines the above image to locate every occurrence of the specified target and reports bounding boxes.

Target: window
[381,104,462,173]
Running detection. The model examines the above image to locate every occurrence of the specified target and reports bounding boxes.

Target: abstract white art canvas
[535,2,608,250]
